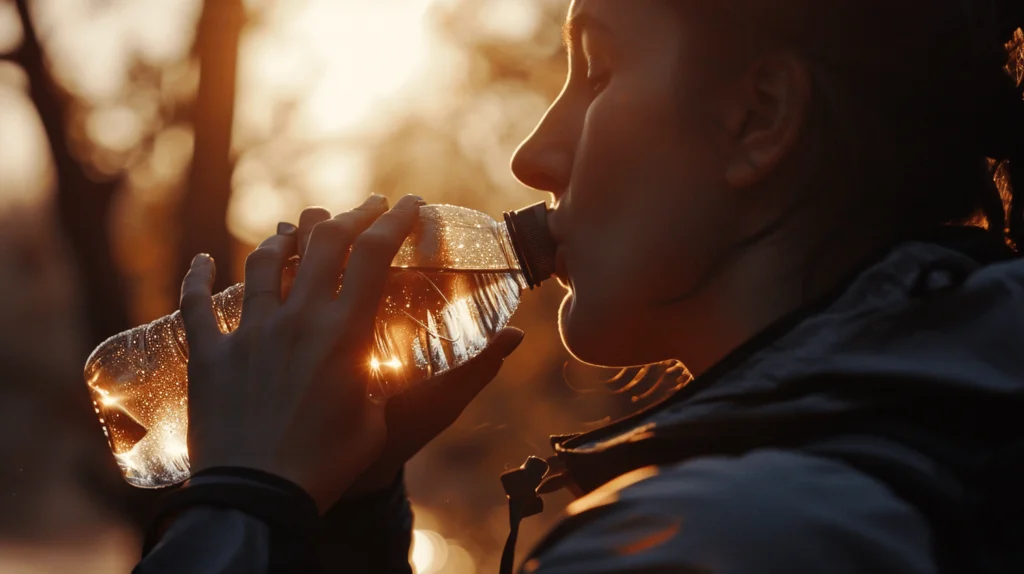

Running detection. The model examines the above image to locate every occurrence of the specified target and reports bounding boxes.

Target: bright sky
[0,0,545,243]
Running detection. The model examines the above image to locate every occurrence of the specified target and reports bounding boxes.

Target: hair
[702,1,1024,250]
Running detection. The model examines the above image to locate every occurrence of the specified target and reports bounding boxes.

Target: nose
[510,101,576,200]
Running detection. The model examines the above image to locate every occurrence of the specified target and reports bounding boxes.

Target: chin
[557,291,663,368]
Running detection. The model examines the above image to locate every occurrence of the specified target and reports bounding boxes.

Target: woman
[136,1,1024,572]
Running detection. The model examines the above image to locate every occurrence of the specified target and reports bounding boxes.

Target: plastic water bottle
[84,202,555,488]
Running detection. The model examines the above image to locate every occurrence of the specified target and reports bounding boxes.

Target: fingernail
[397,195,425,211]
[191,253,211,266]
[277,222,298,236]
[362,194,388,208]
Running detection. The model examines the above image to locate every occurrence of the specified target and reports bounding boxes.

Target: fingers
[298,207,331,258]
[180,254,221,352]
[240,226,298,327]
[335,195,424,334]
[429,327,524,409]
[290,195,390,305]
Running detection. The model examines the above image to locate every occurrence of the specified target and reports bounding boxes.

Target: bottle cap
[503,202,556,289]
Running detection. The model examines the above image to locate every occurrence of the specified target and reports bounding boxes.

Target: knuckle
[334,210,371,227]
[353,229,399,256]
[225,336,251,362]
[242,287,276,307]
[310,219,352,244]
[267,312,298,340]
[245,246,282,268]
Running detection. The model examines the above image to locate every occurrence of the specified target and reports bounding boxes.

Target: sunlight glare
[475,0,542,42]
[281,0,438,136]
[30,0,201,101]
[301,150,370,208]
[0,88,52,210]
[0,0,23,54]
[370,356,403,372]
[231,0,454,243]
[227,182,291,241]
[87,105,144,153]
[411,529,448,574]
[441,544,475,574]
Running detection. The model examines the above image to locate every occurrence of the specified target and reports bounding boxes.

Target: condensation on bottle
[84,203,555,488]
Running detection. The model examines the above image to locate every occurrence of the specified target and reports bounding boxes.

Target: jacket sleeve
[312,471,414,574]
[134,471,413,574]
[522,449,938,574]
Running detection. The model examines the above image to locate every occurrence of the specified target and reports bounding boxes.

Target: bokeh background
[0,1,685,572]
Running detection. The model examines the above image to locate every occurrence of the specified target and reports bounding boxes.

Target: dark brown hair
[708,1,1024,248]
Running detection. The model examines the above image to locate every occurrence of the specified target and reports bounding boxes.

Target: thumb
[396,327,524,418]
[380,327,525,466]
[441,326,524,403]
[488,326,527,360]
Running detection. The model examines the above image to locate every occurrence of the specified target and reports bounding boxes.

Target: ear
[721,51,811,188]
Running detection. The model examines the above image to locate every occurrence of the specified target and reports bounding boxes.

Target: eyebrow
[561,12,611,52]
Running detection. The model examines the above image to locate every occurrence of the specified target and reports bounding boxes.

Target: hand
[180,194,424,512]
[295,206,525,495]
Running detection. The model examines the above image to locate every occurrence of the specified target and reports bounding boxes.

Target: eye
[586,65,610,94]
[581,34,610,95]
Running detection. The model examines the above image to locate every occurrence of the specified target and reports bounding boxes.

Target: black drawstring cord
[499,457,549,574]
[501,505,524,574]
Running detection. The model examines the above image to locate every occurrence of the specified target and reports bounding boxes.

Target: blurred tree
[176,0,245,294]
[11,0,129,348]
[5,0,170,534]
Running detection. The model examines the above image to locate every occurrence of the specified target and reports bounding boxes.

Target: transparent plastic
[84,205,528,488]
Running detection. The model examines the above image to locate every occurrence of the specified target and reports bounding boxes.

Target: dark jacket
[136,229,1024,573]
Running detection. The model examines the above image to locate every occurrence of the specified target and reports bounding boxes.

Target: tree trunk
[14,0,130,349]
[13,0,154,530]
[177,0,246,294]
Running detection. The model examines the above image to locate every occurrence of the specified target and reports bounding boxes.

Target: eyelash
[569,42,609,95]
[586,67,610,93]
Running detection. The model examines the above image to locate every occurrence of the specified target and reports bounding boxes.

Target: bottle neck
[497,221,531,291]
[501,202,556,290]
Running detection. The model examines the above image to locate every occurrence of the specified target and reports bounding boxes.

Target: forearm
[134,468,414,574]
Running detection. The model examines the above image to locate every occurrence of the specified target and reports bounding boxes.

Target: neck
[665,223,898,377]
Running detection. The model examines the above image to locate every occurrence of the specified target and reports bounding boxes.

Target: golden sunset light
[0,0,582,572]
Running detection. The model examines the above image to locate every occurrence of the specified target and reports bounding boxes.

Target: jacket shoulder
[525,449,937,574]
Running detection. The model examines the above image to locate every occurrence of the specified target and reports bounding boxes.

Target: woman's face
[512,0,744,367]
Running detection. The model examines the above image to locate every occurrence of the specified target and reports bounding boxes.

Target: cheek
[570,75,729,260]
[555,87,733,365]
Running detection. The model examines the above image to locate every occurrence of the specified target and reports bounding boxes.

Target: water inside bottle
[84,267,522,488]
[369,267,522,398]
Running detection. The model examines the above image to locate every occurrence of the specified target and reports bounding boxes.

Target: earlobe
[723,51,811,189]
